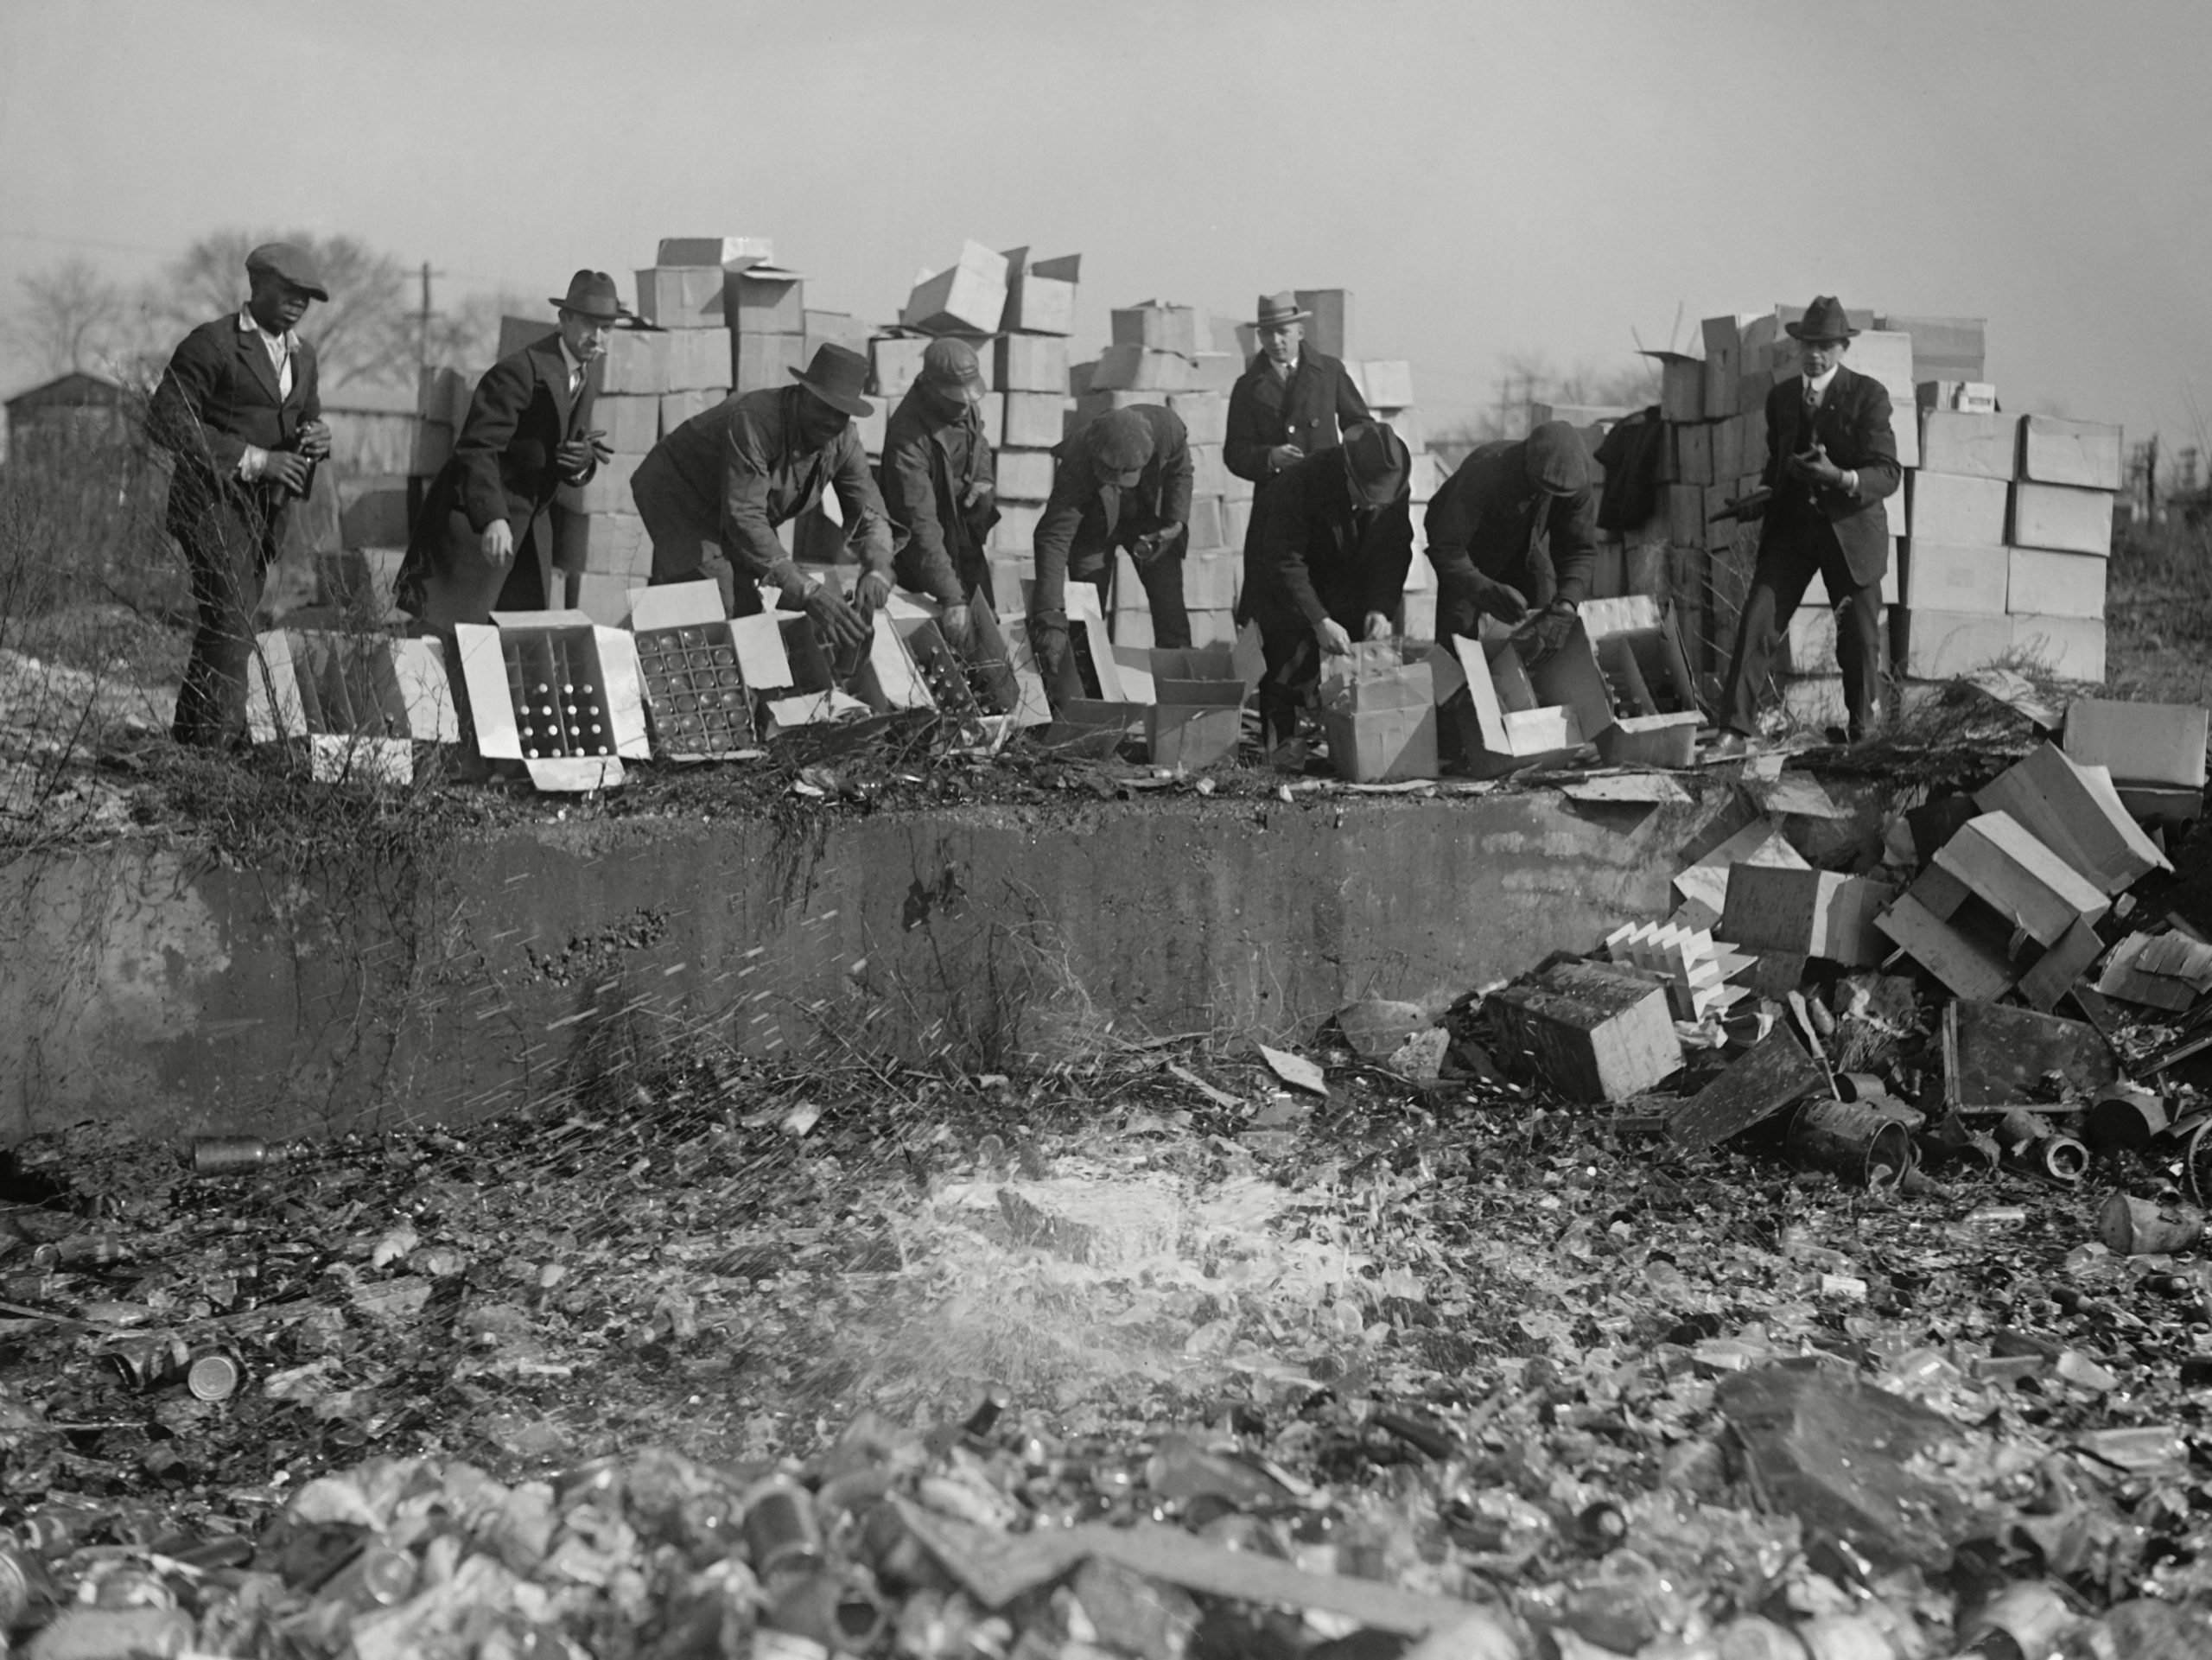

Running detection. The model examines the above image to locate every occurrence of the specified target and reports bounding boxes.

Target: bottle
[191,1137,290,1175]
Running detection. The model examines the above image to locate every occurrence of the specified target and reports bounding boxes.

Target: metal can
[107,1335,189,1390]
[186,1354,242,1402]
[190,1137,291,1176]
[742,1477,822,1580]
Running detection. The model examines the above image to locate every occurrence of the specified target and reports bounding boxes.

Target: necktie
[276,341,292,401]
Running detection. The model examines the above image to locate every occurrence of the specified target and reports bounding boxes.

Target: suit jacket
[1243,448,1412,630]
[396,335,595,619]
[1422,436,1599,607]
[879,385,998,607]
[1030,404,1192,626]
[1224,348,1370,485]
[148,312,321,560]
[1759,365,1901,587]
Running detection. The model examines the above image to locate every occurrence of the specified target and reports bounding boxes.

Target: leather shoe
[1706,731,1757,760]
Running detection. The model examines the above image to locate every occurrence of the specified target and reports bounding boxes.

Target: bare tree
[14,258,126,378]
[435,288,547,375]
[156,230,420,392]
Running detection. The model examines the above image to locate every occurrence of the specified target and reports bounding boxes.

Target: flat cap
[245,242,329,301]
[1524,421,1589,497]
[1087,409,1154,474]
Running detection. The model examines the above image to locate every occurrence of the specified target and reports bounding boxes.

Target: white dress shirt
[235,308,301,483]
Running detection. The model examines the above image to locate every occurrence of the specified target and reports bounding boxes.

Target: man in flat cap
[148,240,331,747]
[1423,419,1599,665]
[1712,295,1901,754]
[1224,292,1370,499]
[395,270,621,629]
[880,337,996,651]
[631,341,889,652]
[1028,404,1194,680]
[1243,421,1414,756]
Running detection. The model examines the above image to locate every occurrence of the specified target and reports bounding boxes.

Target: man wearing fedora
[394,270,620,630]
[1712,296,1901,754]
[880,338,997,652]
[631,342,887,652]
[1224,292,1370,498]
[1029,404,1194,682]
[149,240,332,748]
[1243,421,1414,757]
[1422,419,1599,665]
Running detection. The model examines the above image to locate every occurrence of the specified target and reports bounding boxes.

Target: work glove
[1516,601,1580,667]
[480,519,516,567]
[1315,617,1353,657]
[1363,611,1395,642]
[804,584,870,653]
[853,569,894,620]
[938,602,975,652]
[259,449,313,494]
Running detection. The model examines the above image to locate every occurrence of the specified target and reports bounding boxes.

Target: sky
[3,0,2210,457]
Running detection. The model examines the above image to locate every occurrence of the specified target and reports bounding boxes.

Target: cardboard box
[987,556,1028,618]
[991,502,1043,557]
[1909,471,2009,546]
[723,264,804,335]
[1904,543,2010,615]
[1920,379,1998,414]
[1975,741,2169,895]
[245,631,458,757]
[634,266,728,329]
[2010,615,2106,682]
[660,387,725,435]
[657,236,773,268]
[1123,642,1256,770]
[1936,808,2110,946]
[1109,304,1200,356]
[1882,487,1906,539]
[903,242,1008,335]
[1577,595,1701,765]
[734,332,807,393]
[1881,315,1986,382]
[1920,410,2015,480]
[571,572,638,626]
[1875,893,2015,1001]
[563,452,645,518]
[1192,443,1227,498]
[1294,289,1352,359]
[1488,960,1681,1103]
[2064,698,2207,788]
[1896,609,2012,678]
[1090,344,1192,392]
[555,509,652,577]
[869,336,927,398]
[1001,391,1066,449]
[598,328,672,395]
[625,582,778,759]
[1674,422,1715,486]
[995,334,1070,393]
[802,309,871,362]
[1782,606,1837,674]
[2020,415,2123,491]
[596,393,662,455]
[1000,249,1078,336]
[1434,632,1596,776]
[2010,481,2113,557]
[1320,645,1437,782]
[1190,353,1241,394]
[659,330,728,392]
[454,610,650,790]
[995,448,1057,502]
[1719,865,1891,967]
[1184,545,1237,606]
[1360,359,1415,409]
[1166,390,1228,445]
[2006,548,2107,619]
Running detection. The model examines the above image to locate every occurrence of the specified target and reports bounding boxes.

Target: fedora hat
[1254,291,1311,330]
[550,270,631,322]
[1342,422,1408,507]
[245,242,328,302]
[790,342,874,419]
[1784,296,1859,343]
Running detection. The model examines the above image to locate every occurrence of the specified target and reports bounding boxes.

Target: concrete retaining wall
[0,781,1854,1143]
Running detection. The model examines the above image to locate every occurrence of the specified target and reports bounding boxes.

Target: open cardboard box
[886,588,1053,730]
[1578,596,1706,767]
[1436,630,1595,777]
[245,630,458,785]
[454,610,649,791]
[1320,641,1439,782]
[627,581,774,760]
[1116,633,1263,770]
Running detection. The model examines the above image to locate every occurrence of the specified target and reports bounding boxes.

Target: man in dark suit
[149,241,330,748]
[395,270,621,629]
[1423,421,1599,664]
[1029,404,1194,677]
[1224,291,1370,499]
[1713,296,1902,754]
[1243,422,1413,754]
[880,338,997,651]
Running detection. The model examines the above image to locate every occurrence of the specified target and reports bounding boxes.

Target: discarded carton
[1669,1026,1825,1148]
[1975,741,2167,894]
[1719,865,1892,967]
[1488,959,1682,1103]
[1671,821,1810,921]
[2064,697,2207,790]
[454,610,650,790]
[2095,932,2212,1011]
[1579,596,1704,766]
[1875,892,2015,1001]
[903,243,1009,336]
[1934,811,2110,946]
[245,631,458,751]
[1319,643,1437,783]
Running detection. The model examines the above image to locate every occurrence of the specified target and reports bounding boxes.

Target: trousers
[1722,523,1885,738]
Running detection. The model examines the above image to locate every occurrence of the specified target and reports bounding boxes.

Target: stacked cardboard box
[1348,353,1440,639]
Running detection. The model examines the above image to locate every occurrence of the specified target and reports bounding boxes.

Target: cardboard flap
[383,636,460,742]
[525,757,626,792]
[774,614,835,693]
[730,613,796,690]
[854,610,935,712]
[628,580,724,633]
[492,607,594,627]
[593,626,652,756]
[1525,618,1617,737]
[1426,643,1468,703]
[1110,646,1157,707]
[245,630,303,744]
[456,624,520,760]
[1068,584,1124,702]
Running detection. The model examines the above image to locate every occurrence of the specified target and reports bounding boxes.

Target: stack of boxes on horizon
[1643,306,2120,727]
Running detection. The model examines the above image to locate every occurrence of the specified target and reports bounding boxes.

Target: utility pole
[415,260,444,384]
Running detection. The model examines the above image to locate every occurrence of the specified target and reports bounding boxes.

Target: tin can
[107,1335,189,1390]
[1787,1099,1912,1188]
[187,1354,242,1402]
[742,1477,822,1580]
[190,1136,291,1175]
